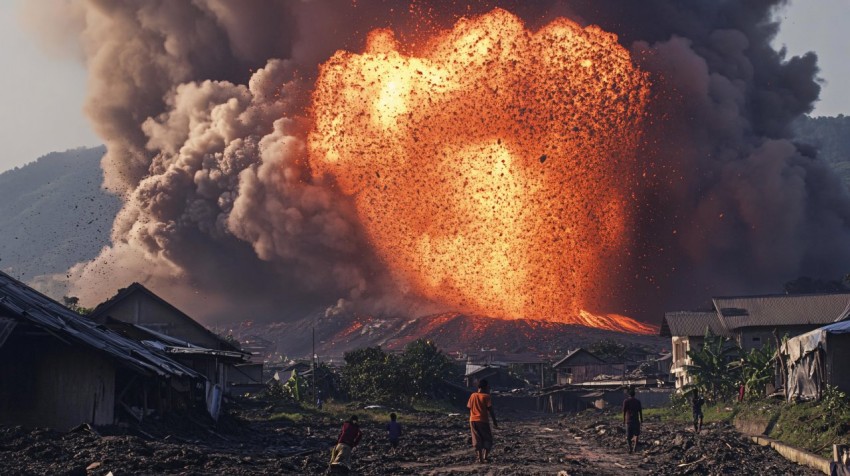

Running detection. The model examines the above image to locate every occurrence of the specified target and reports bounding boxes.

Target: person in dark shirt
[330,415,363,469]
[386,412,402,453]
[622,387,643,454]
[692,390,706,434]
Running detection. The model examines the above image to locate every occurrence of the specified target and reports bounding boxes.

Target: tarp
[782,320,850,362]
[780,320,850,401]
[205,382,222,421]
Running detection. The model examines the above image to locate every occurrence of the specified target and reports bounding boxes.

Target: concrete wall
[737,325,822,353]
[597,388,673,409]
[0,331,116,430]
[105,293,221,349]
[558,363,626,385]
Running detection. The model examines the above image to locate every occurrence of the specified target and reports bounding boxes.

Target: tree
[684,331,741,402]
[783,275,848,294]
[62,295,93,315]
[741,343,775,399]
[339,341,458,404]
[400,339,459,398]
[588,339,627,361]
[282,369,302,401]
[340,346,403,403]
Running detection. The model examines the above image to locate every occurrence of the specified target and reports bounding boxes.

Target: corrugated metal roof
[0,271,202,379]
[90,282,242,353]
[662,311,729,337]
[713,293,850,331]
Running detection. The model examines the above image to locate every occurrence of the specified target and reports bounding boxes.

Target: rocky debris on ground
[0,400,827,475]
[566,410,822,476]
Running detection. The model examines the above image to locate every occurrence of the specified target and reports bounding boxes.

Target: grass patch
[269,412,305,423]
[767,400,850,459]
[605,392,850,459]
[623,403,738,426]
[411,398,463,415]
[314,400,421,424]
[262,397,461,426]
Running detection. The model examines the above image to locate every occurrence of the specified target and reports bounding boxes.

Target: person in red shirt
[330,415,363,469]
[467,379,498,463]
[622,387,643,453]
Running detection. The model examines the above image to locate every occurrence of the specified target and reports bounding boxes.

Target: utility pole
[541,361,545,389]
[312,327,317,406]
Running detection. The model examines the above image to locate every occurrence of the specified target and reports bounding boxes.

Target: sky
[0,0,847,174]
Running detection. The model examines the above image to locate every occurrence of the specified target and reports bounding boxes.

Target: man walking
[622,387,643,454]
[468,379,498,463]
[692,390,705,434]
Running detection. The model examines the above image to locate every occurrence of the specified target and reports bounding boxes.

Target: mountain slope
[0,146,120,283]
[235,312,666,361]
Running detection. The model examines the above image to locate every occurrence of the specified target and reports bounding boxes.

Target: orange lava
[575,310,657,334]
[309,9,650,329]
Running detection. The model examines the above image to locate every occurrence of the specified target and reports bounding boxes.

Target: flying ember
[309,8,652,331]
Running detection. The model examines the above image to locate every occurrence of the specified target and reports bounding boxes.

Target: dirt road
[0,408,823,475]
[338,412,822,475]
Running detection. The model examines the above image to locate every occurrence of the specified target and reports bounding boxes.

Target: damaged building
[0,271,206,431]
[781,320,850,401]
[88,283,253,396]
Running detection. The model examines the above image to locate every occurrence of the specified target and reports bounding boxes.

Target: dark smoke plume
[24,0,850,324]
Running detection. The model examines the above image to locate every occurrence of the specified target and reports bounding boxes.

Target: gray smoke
[24,0,850,323]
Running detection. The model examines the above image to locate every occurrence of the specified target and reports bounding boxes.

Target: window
[752,337,761,343]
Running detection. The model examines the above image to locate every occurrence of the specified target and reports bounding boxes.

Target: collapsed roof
[0,271,202,380]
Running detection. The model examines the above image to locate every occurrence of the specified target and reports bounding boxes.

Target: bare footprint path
[349,412,820,475]
[370,415,643,475]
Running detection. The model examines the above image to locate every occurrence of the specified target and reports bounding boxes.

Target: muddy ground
[0,402,822,475]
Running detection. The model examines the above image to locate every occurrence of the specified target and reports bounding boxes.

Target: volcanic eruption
[26,1,850,335]
[309,9,652,330]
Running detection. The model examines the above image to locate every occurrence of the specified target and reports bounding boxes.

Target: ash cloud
[25,0,850,324]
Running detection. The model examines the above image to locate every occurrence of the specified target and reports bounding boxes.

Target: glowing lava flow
[309,9,651,331]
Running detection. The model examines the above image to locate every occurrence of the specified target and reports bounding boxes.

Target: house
[0,271,204,431]
[713,293,850,352]
[662,292,850,391]
[661,311,730,390]
[552,348,625,385]
[462,352,549,388]
[89,283,250,395]
[780,320,850,401]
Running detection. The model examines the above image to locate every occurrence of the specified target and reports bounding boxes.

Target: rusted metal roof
[0,271,202,379]
[661,311,729,337]
[713,293,850,331]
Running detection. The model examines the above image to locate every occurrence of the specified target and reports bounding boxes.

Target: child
[330,415,362,469]
[386,412,402,452]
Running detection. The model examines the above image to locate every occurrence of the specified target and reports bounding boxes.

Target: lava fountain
[309,9,654,333]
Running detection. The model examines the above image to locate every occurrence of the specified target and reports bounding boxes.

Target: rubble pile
[0,412,326,475]
[568,411,821,475]
[0,402,826,475]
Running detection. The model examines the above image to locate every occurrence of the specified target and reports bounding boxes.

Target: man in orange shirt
[467,379,498,463]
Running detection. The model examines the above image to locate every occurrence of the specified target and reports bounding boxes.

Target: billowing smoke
[24,0,850,324]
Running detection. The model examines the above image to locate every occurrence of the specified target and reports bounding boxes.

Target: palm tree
[684,330,741,402]
[741,344,775,399]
